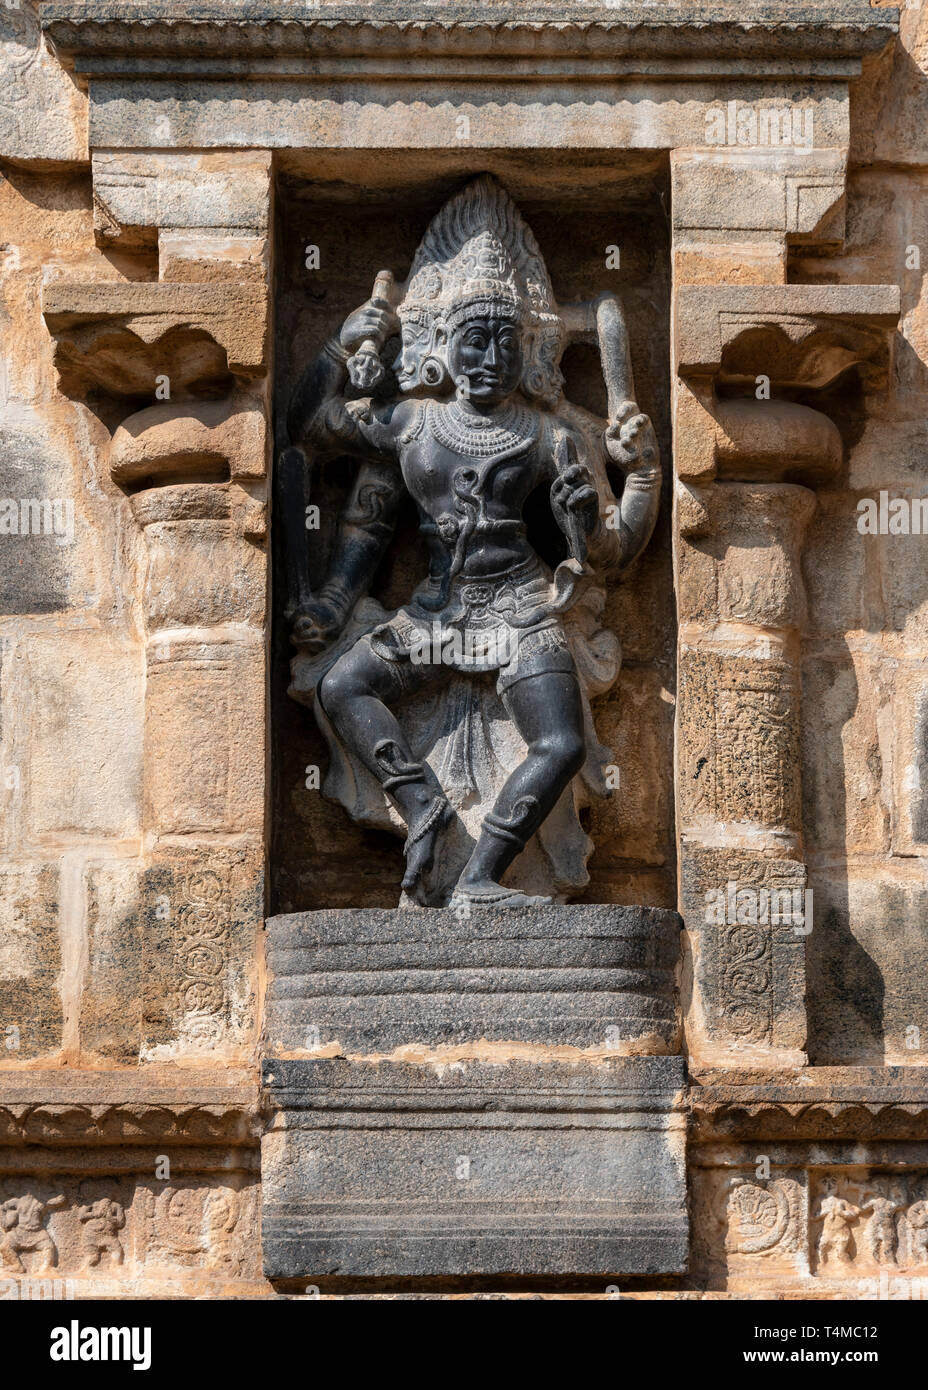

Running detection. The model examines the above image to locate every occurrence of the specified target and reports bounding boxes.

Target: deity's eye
[462,327,488,348]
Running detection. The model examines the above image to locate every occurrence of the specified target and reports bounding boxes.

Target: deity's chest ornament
[427,398,539,460]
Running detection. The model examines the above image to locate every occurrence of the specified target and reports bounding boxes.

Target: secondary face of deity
[447,313,523,407]
[393,317,430,390]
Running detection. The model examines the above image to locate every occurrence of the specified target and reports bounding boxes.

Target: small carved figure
[861,1189,905,1267]
[817,1192,859,1267]
[905,1199,928,1263]
[0,1193,63,1273]
[286,175,660,906]
[77,1198,126,1268]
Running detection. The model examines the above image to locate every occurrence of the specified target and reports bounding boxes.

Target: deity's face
[448,314,522,406]
[393,318,430,391]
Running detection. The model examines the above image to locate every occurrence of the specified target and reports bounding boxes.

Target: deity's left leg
[455,667,586,902]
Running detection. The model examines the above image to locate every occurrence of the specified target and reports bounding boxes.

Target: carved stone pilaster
[671,273,899,1068]
[40,155,273,1065]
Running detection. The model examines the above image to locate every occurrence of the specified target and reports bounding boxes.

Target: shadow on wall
[801,330,928,1064]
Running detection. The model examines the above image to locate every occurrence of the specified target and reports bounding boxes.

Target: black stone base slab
[261,1056,688,1280]
[265,905,681,1053]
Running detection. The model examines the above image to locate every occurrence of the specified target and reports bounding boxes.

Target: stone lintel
[41,3,898,74]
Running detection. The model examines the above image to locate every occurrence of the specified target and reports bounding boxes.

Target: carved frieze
[0,1177,261,1288]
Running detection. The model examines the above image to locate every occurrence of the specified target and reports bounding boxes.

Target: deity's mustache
[464,371,507,387]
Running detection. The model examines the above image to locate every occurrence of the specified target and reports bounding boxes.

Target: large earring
[418,323,450,391]
[419,355,448,390]
[521,358,547,400]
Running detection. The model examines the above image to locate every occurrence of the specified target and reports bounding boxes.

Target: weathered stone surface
[77,849,263,1065]
[801,650,888,857]
[143,633,264,833]
[158,230,269,284]
[672,148,848,239]
[0,1,86,164]
[0,864,61,1063]
[23,630,142,840]
[110,395,267,485]
[92,150,271,245]
[0,417,79,615]
[266,905,681,1055]
[261,1056,688,1280]
[805,865,928,1067]
[79,859,146,1064]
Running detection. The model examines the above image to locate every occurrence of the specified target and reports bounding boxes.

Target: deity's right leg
[318,639,450,901]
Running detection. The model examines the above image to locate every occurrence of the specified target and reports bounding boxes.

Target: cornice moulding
[41,2,899,80]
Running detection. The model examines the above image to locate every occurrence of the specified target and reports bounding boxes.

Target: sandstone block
[0,863,61,1062]
[143,632,264,835]
[92,150,271,246]
[0,1,86,164]
[23,631,142,842]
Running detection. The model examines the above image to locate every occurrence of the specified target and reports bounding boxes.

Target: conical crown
[396,175,565,405]
[401,174,559,333]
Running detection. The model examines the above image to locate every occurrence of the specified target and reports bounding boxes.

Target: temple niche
[271,156,674,915]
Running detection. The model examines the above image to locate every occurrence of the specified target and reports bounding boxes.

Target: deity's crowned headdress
[397,175,564,405]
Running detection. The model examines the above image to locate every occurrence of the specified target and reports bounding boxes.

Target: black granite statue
[285,176,660,908]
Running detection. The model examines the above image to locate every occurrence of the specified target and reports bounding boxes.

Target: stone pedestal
[262,1055,687,1282]
[265,905,681,1055]
[261,906,687,1282]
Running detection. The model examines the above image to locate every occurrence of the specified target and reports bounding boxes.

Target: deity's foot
[401,795,453,906]
[449,879,552,909]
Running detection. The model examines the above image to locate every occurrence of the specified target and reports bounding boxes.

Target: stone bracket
[42,281,269,398]
[675,283,900,381]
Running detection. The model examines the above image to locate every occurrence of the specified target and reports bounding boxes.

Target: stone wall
[1,0,927,1299]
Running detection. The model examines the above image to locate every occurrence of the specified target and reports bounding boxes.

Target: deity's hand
[550,456,600,539]
[605,400,659,475]
[339,299,400,354]
[291,596,344,654]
